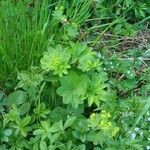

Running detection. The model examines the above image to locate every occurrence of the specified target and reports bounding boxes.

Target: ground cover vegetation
[0,0,150,149]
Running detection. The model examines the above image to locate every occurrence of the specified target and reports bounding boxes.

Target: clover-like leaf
[57,71,88,108]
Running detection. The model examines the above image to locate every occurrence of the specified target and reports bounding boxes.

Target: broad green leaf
[113,24,122,35]
[33,129,45,135]
[48,145,56,150]
[6,90,27,106]
[50,132,61,144]
[17,71,43,90]
[64,116,76,129]
[66,140,72,150]
[49,120,63,133]
[21,116,31,127]
[67,104,84,115]
[50,107,67,123]
[0,145,7,150]
[19,102,30,115]
[40,141,47,150]
[33,144,39,150]
[3,129,12,137]
[65,24,78,37]
[41,121,50,131]
[57,71,88,108]
[121,78,137,91]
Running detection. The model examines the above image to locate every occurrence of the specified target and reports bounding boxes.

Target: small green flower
[99,120,112,131]
[100,110,111,119]
[99,110,119,137]
[41,45,71,77]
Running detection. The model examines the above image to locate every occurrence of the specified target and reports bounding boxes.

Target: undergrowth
[0,0,150,149]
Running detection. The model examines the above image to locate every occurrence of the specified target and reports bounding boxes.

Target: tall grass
[0,0,92,87]
[0,0,51,84]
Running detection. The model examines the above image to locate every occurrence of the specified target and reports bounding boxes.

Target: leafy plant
[0,0,150,149]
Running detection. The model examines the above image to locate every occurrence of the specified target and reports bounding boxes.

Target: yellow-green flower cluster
[88,111,119,137]
[88,113,101,129]
[99,110,119,137]
[90,113,96,120]
[41,45,71,77]
[100,110,111,119]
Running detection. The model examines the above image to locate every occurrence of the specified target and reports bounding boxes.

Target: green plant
[0,0,150,149]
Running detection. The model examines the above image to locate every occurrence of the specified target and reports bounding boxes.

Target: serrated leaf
[40,45,71,77]
[57,71,88,108]
[65,24,78,37]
